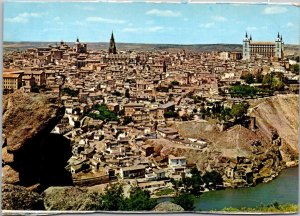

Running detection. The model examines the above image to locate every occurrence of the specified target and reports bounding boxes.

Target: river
[160,167,298,211]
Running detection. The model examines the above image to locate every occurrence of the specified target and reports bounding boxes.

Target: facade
[120,165,146,179]
[24,71,46,86]
[3,73,23,94]
[243,32,284,60]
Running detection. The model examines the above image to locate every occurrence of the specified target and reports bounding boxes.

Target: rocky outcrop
[250,94,299,162]
[2,184,44,210]
[3,91,65,152]
[43,186,102,211]
[153,201,184,212]
[2,91,72,189]
[2,165,19,185]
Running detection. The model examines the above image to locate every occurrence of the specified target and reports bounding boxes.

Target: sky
[3,2,300,44]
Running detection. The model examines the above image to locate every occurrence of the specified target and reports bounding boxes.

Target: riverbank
[158,167,298,211]
[217,203,298,213]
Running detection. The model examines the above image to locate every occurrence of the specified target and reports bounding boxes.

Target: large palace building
[243,32,284,60]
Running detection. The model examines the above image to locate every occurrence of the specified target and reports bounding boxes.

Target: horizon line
[3,41,299,46]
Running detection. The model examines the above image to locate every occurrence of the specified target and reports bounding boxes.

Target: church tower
[242,32,251,60]
[275,32,284,59]
[108,31,117,54]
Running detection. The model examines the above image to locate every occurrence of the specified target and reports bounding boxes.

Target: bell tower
[275,32,284,59]
[108,31,117,54]
[243,32,251,60]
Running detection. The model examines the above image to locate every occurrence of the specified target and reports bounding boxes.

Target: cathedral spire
[108,31,117,54]
[245,32,248,38]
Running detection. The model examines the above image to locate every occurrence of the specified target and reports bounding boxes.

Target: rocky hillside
[2,91,72,190]
[250,94,299,162]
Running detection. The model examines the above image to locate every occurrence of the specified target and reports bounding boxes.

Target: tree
[164,111,179,118]
[125,89,130,98]
[100,183,124,211]
[255,72,264,83]
[229,85,258,98]
[87,104,118,122]
[61,87,78,97]
[171,80,180,86]
[262,74,273,86]
[112,91,122,97]
[121,187,157,211]
[190,167,203,196]
[202,170,223,189]
[172,193,195,211]
[242,74,254,84]
[230,102,249,121]
[220,107,232,122]
[123,116,133,125]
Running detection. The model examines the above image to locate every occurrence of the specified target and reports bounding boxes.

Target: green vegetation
[220,202,298,213]
[123,116,133,125]
[154,188,175,196]
[172,193,195,211]
[229,84,273,98]
[171,167,223,196]
[241,74,254,84]
[125,89,130,98]
[202,170,223,188]
[87,104,118,122]
[122,187,157,211]
[171,80,180,86]
[61,87,79,97]
[164,111,179,118]
[230,102,249,121]
[262,72,286,91]
[100,183,124,211]
[290,64,299,75]
[229,85,258,97]
[112,91,122,97]
[99,184,157,211]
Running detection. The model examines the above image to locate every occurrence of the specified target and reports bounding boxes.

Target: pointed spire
[277,32,280,38]
[280,35,283,41]
[250,35,252,41]
[76,36,79,42]
[109,31,117,54]
[245,32,248,38]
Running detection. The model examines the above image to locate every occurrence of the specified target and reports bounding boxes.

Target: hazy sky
[4,2,300,44]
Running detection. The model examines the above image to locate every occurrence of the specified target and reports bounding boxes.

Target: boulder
[2,184,44,210]
[2,165,19,185]
[153,201,184,212]
[2,147,14,164]
[3,91,65,152]
[2,91,72,188]
[43,186,102,211]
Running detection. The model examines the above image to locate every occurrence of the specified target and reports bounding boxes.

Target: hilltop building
[104,32,136,65]
[243,32,284,60]
[75,37,87,53]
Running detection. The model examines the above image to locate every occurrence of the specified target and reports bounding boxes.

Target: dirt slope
[250,94,299,155]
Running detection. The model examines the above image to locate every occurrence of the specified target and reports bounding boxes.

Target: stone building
[243,32,284,60]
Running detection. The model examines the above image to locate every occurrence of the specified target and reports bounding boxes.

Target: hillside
[250,94,299,161]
